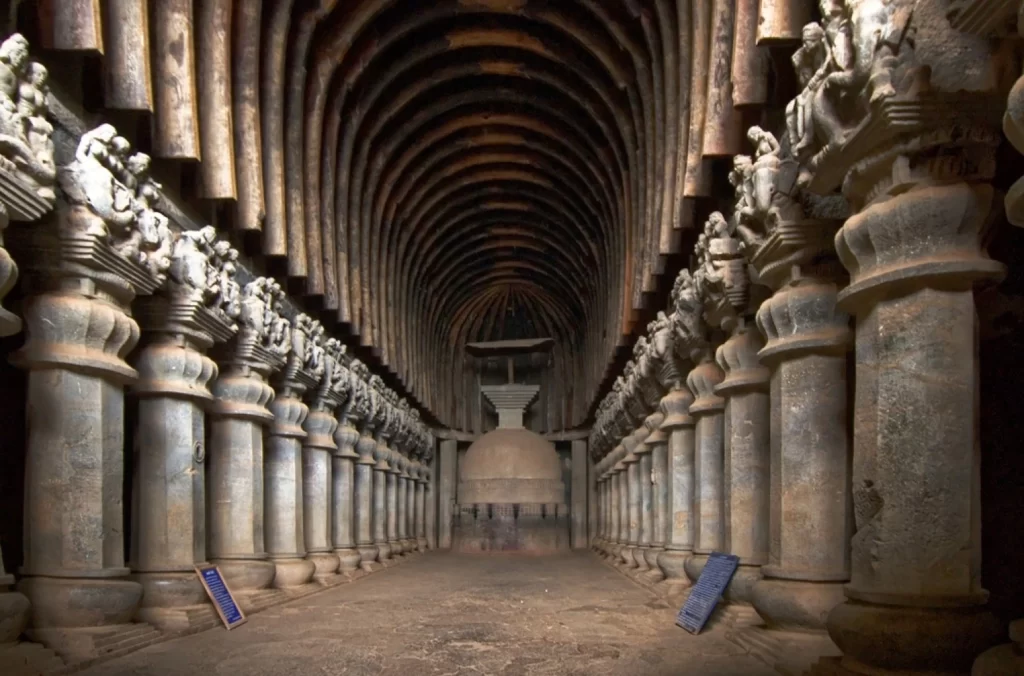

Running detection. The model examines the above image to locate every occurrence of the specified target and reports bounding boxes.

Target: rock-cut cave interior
[0,0,1022,674]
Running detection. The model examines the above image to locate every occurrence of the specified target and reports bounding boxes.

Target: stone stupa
[453,341,568,553]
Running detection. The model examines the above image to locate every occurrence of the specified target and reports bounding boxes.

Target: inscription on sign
[196,565,247,630]
[676,552,739,634]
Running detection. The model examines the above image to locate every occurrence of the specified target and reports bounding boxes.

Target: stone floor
[75,552,774,676]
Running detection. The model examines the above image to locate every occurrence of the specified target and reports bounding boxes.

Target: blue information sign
[196,565,247,629]
[676,552,739,634]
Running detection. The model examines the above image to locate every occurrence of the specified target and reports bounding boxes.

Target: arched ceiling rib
[279,0,688,427]
[70,0,694,429]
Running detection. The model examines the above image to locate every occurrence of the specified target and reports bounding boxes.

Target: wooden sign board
[676,552,739,634]
[195,565,247,630]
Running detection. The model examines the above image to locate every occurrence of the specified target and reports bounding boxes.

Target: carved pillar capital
[659,387,696,430]
[714,326,770,395]
[757,280,851,363]
[686,358,726,414]
[836,182,1005,312]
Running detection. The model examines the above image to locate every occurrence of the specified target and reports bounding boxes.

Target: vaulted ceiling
[37,0,700,429]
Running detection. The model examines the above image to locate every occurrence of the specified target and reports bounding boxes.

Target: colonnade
[591,4,1016,674]
[0,43,436,665]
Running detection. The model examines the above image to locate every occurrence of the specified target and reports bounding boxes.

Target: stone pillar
[750,279,852,640]
[302,410,339,584]
[130,254,236,631]
[716,326,770,608]
[622,432,642,569]
[388,450,403,557]
[356,415,382,568]
[401,456,413,553]
[633,427,654,573]
[265,320,317,589]
[8,126,169,659]
[302,342,350,585]
[372,427,392,562]
[823,181,1004,674]
[332,400,363,575]
[208,283,290,605]
[604,455,616,557]
[588,448,598,548]
[684,356,725,584]
[643,411,668,582]
[593,457,608,555]
[571,439,588,549]
[425,462,437,549]
[438,439,457,549]
[415,461,428,551]
[613,448,628,563]
[657,387,697,595]
[401,456,413,555]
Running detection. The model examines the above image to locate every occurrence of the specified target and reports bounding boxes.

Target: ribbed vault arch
[272,0,688,429]
[198,0,690,430]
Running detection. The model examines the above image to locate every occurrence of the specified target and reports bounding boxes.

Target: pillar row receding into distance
[130,226,239,631]
[208,278,291,606]
[684,353,725,584]
[332,392,364,575]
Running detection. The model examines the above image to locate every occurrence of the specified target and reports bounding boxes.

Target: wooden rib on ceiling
[36,0,739,431]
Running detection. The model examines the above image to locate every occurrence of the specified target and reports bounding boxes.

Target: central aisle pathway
[79,553,773,676]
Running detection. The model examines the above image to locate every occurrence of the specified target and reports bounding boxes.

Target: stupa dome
[458,428,564,504]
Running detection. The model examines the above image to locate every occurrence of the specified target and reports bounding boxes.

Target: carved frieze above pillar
[136,225,240,347]
[784,0,1006,207]
[214,276,290,379]
[0,33,55,336]
[729,127,850,291]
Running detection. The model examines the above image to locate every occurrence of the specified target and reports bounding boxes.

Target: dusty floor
[77,552,774,676]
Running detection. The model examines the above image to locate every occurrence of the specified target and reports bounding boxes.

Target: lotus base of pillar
[620,546,637,568]
[723,563,762,605]
[416,537,428,552]
[657,548,690,588]
[19,576,142,631]
[684,553,709,585]
[402,539,418,554]
[135,604,219,632]
[656,551,693,605]
[641,547,665,582]
[211,558,276,594]
[306,552,341,582]
[376,542,392,562]
[634,547,651,572]
[336,548,362,573]
[270,557,315,589]
[357,544,379,570]
[132,572,212,631]
[751,577,846,632]
[821,600,1002,676]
